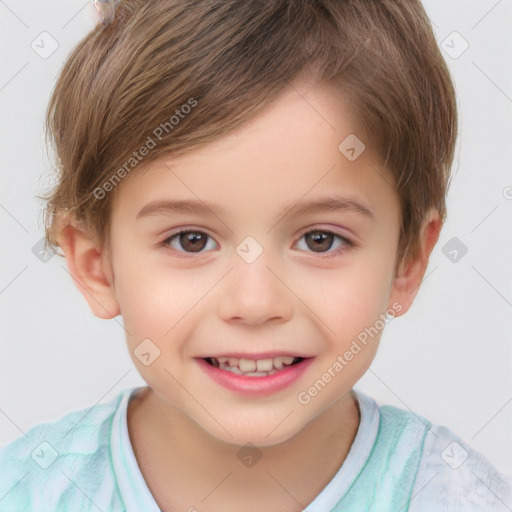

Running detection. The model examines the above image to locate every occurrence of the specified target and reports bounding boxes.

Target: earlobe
[57,220,120,320]
[388,209,442,317]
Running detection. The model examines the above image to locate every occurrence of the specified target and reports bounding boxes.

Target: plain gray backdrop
[1,0,511,478]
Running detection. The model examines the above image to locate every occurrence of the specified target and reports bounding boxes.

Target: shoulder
[356,396,511,511]
[337,394,435,510]
[408,422,512,512]
[0,388,132,512]
[373,401,434,458]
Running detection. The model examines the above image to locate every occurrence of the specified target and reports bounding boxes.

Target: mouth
[203,356,306,377]
[197,355,314,396]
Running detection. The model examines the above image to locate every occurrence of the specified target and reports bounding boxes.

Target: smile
[198,356,314,397]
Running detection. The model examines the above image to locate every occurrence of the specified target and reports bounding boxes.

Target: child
[1,0,510,510]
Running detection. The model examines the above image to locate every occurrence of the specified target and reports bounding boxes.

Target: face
[105,79,402,446]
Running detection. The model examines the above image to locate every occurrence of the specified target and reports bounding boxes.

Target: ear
[387,208,441,317]
[56,217,120,319]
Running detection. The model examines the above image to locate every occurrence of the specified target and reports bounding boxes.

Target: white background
[1,0,511,479]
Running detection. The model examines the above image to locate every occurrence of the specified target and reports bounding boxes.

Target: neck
[127,386,360,512]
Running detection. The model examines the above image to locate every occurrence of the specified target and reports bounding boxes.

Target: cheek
[110,245,214,346]
[312,254,395,340]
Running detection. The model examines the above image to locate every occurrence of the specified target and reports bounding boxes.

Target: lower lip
[196,358,314,398]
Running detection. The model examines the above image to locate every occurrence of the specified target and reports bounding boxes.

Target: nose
[217,250,294,326]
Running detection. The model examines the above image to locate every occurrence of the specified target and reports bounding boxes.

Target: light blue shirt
[1,386,510,511]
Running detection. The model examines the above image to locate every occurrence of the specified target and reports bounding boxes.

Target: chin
[199,412,307,449]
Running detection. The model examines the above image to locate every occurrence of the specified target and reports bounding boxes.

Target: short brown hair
[41,0,457,269]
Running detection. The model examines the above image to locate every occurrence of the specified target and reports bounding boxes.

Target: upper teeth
[213,356,297,373]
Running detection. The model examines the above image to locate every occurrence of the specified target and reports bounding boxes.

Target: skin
[58,77,441,512]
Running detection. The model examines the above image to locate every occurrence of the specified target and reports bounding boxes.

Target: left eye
[293,230,353,255]
[161,229,353,256]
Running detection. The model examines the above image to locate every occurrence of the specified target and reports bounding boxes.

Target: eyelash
[159,227,356,259]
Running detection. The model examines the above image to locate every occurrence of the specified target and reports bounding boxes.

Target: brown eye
[304,231,335,252]
[294,229,354,257]
[179,232,208,252]
[163,230,217,253]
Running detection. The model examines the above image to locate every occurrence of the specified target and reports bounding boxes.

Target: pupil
[181,232,206,252]
[306,231,333,252]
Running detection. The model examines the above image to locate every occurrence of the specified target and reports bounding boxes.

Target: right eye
[161,229,218,254]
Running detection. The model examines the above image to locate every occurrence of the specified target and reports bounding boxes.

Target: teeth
[208,355,301,375]
[239,359,256,372]
[256,359,273,372]
[221,366,279,377]
[223,365,244,375]
[274,356,294,369]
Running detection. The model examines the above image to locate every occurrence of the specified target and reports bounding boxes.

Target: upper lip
[199,351,313,360]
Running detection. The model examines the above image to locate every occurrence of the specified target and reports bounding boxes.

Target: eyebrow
[136,195,375,222]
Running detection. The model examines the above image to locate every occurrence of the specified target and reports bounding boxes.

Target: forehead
[112,79,399,226]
